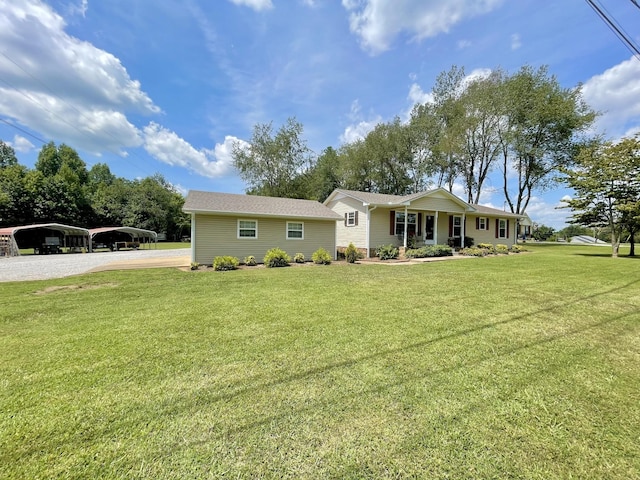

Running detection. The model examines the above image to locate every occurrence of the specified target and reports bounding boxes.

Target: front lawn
[1,244,638,478]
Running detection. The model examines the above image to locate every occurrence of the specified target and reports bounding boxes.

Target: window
[425,215,434,240]
[395,212,417,236]
[452,216,462,237]
[238,220,257,239]
[345,211,357,227]
[478,217,487,230]
[498,219,507,238]
[287,222,304,240]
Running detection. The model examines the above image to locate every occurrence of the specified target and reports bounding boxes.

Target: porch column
[403,205,408,248]
[461,213,466,248]
[434,211,439,244]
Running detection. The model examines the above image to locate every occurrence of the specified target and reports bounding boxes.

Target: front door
[424,215,435,244]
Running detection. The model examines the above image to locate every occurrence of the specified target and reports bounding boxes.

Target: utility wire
[585,0,640,61]
[0,117,48,145]
[0,50,157,178]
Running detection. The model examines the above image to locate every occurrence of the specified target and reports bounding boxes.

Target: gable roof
[325,188,475,211]
[325,188,525,219]
[183,190,343,220]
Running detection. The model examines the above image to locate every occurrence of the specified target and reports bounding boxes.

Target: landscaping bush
[293,252,305,264]
[213,256,239,271]
[190,262,200,270]
[263,248,291,268]
[376,244,399,260]
[461,246,487,257]
[243,255,257,266]
[312,247,332,265]
[477,243,496,254]
[510,244,524,253]
[344,242,362,263]
[495,244,509,255]
[405,244,453,258]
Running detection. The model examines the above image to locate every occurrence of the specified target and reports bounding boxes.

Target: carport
[0,223,92,257]
[89,227,158,250]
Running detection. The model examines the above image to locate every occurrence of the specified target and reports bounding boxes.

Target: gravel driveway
[0,249,190,282]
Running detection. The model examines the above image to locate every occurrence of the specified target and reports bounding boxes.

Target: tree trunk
[629,231,635,257]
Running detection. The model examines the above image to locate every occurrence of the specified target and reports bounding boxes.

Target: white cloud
[408,83,433,105]
[227,0,273,11]
[0,0,158,154]
[8,134,34,153]
[339,100,382,143]
[510,33,521,50]
[582,56,640,139]
[342,0,504,54]
[143,122,242,179]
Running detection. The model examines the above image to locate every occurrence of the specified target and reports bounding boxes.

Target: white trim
[237,219,258,239]
[286,221,304,240]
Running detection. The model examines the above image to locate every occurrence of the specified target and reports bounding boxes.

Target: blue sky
[1,0,639,229]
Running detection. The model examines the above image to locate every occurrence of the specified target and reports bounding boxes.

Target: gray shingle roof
[469,203,523,218]
[183,191,343,220]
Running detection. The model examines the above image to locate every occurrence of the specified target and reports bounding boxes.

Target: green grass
[1,244,638,479]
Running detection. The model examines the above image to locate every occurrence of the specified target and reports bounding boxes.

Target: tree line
[233,65,596,217]
[0,141,189,240]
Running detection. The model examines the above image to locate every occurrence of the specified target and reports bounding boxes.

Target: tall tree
[501,66,596,214]
[0,140,18,168]
[457,69,506,203]
[232,117,312,198]
[562,135,640,257]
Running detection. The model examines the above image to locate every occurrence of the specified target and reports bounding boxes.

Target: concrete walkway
[0,249,190,282]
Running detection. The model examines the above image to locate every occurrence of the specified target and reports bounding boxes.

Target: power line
[0,117,48,145]
[585,0,640,61]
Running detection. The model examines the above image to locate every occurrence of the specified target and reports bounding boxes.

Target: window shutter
[449,216,453,237]
[476,217,479,230]
[495,219,499,238]
[417,213,422,236]
[506,220,510,239]
[390,210,395,235]
[344,213,348,226]
[354,211,359,226]
[485,217,489,230]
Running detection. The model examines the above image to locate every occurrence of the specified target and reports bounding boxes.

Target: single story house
[324,188,526,256]
[183,190,343,265]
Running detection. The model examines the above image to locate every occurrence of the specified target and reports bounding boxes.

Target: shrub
[376,244,399,260]
[510,244,525,253]
[293,252,305,263]
[263,248,291,268]
[312,247,332,265]
[190,262,200,270]
[213,256,239,271]
[461,246,487,257]
[243,255,257,266]
[405,244,453,258]
[477,243,496,254]
[344,243,362,263]
[495,244,509,255]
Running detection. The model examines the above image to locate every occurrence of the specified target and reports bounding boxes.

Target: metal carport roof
[0,223,92,257]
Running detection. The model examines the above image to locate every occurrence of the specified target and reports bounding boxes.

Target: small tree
[562,135,640,257]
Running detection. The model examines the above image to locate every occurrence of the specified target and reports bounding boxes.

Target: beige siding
[370,208,400,249]
[466,215,517,247]
[326,197,368,249]
[193,214,337,264]
[410,193,466,213]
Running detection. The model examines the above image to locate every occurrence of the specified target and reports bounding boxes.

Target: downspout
[190,213,196,263]
[366,204,377,258]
